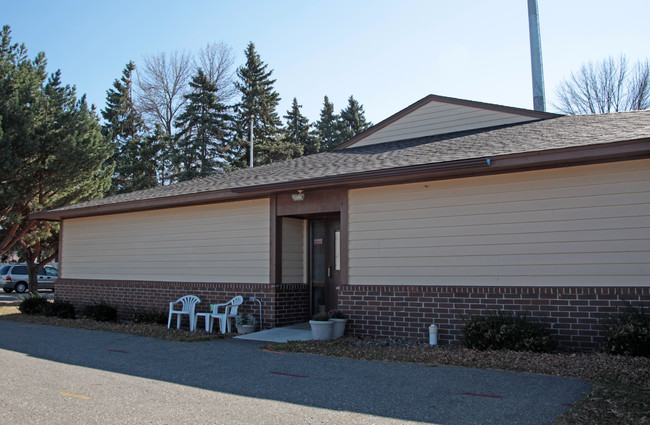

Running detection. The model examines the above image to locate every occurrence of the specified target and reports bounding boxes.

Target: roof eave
[30,138,650,222]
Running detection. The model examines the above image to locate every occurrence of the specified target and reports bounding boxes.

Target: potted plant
[328,309,347,339]
[235,312,257,334]
[309,312,333,340]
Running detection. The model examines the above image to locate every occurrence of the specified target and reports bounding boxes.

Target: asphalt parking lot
[0,290,54,303]
[0,320,590,424]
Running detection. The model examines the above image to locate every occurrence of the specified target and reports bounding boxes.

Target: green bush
[83,301,118,322]
[462,312,555,353]
[45,300,76,319]
[18,294,49,315]
[132,309,167,325]
[312,312,330,321]
[603,306,650,357]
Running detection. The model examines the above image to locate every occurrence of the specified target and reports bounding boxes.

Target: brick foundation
[56,279,649,351]
[55,279,309,329]
[337,285,650,351]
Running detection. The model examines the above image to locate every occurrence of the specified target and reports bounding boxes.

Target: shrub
[132,309,167,325]
[603,306,650,357]
[328,309,346,319]
[18,294,49,315]
[462,312,555,353]
[312,312,330,321]
[45,300,76,319]
[83,301,118,322]
[236,312,257,327]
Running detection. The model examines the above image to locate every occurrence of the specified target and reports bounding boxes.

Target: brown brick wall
[337,285,650,351]
[57,279,649,351]
[274,284,311,326]
[56,279,308,330]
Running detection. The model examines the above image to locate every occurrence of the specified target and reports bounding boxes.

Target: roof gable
[336,94,560,150]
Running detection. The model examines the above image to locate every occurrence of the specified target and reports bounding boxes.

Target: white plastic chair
[168,295,201,331]
[209,295,244,333]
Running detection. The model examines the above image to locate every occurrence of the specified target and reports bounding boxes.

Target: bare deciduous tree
[134,46,235,185]
[196,42,236,102]
[136,50,193,136]
[555,56,650,114]
[136,51,192,185]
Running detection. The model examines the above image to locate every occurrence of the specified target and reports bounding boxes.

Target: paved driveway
[0,320,590,424]
[0,290,54,303]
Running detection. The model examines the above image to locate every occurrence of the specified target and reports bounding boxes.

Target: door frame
[307,216,341,315]
[270,188,348,286]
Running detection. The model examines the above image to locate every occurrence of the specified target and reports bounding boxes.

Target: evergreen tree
[338,95,372,143]
[173,68,232,181]
[315,95,340,151]
[232,42,296,168]
[0,26,113,291]
[284,98,317,157]
[102,62,158,194]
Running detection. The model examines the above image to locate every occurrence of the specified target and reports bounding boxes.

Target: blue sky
[4,0,649,124]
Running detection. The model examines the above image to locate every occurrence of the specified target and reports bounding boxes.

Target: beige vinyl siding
[348,159,650,286]
[61,199,270,283]
[281,217,306,283]
[348,100,536,148]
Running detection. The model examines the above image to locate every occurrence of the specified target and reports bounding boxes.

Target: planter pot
[237,324,256,335]
[330,318,347,339]
[309,320,333,340]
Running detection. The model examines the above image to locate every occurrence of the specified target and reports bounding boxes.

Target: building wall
[281,217,306,283]
[349,100,536,148]
[348,159,650,287]
[337,285,650,351]
[61,199,271,283]
[54,278,309,328]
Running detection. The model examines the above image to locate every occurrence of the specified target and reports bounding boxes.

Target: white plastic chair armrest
[211,302,229,314]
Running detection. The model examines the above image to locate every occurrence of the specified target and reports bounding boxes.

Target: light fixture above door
[291,190,305,202]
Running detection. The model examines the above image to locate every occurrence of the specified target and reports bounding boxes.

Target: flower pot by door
[330,318,347,339]
[237,325,255,335]
[309,320,333,340]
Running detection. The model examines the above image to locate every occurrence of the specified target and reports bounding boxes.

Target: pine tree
[102,62,158,194]
[338,95,372,143]
[315,95,340,151]
[232,42,295,168]
[284,98,317,157]
[173,68,232,181]
[0,25,113,291]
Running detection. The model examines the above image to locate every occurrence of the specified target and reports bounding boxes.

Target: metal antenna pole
[249,117,254,168]
[528,0,546,111]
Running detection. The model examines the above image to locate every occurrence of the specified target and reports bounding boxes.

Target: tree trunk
[26,261,39,294]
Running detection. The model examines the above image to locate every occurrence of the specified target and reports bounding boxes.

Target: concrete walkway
[0,320,590,424]
[235,322,312,343]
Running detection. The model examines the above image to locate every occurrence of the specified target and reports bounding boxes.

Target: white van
[0,264,58,293]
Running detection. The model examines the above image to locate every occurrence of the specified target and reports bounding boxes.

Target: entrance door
[309,218,340,315]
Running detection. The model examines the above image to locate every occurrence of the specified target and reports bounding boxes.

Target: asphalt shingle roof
[52,110,650,212]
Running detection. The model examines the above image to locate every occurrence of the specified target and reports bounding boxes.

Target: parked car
[0,264,58,293]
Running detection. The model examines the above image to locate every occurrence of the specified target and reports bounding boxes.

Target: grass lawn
[1,303,648,424]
